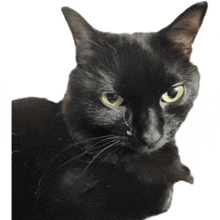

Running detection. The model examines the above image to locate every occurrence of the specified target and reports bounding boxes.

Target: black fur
[12,2,207,220]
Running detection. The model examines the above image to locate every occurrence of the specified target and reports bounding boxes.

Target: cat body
[12,2,207,220]
[12,98,191,220]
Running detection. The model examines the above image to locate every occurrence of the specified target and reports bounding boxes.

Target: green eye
[101,93,124,107]
[161,85,184,103]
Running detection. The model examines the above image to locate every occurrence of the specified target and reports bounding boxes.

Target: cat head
[61,2,207,153]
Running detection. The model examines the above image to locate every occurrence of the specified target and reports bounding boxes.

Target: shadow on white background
[1,0,220,219]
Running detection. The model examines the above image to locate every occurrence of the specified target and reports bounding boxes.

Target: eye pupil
[101,93,124,107]
[167,87,178,99]
[161,85,184,103]
[107,94,118,103]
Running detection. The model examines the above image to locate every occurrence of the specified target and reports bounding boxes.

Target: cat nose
[138,108,163,146]
[139,129,162,145]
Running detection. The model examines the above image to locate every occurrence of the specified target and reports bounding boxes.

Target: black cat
[12,2,207,220]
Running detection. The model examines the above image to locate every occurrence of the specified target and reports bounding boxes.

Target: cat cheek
[89,107,124,128]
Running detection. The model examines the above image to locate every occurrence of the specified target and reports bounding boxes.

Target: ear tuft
[160,2,208,57]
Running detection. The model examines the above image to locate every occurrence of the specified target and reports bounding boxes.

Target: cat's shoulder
[12,97,59,120]
[12,97,69,152]
[12,97,62,136]
[12,97,57,112]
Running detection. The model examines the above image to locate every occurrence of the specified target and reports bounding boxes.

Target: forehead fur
[73,31,197,100]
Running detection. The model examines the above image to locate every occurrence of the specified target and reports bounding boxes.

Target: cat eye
[161,85,184,103]
[101,93,124,107]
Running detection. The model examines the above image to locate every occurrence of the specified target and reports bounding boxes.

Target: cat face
[61,3,207,153]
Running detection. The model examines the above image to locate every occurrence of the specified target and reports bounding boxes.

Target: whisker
[36,135,120,194]
[58,134,115,155]
[55,139,117,171]
[36,139,120,201]
[80,140,121,177]
[85,136,121,153]
[35,149,88,197]
[101,147,120,163]
[43,134,116,169]
[36,134,114,193]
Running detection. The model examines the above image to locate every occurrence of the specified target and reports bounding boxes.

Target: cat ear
[61,7,99,56]
[160,2,208,57]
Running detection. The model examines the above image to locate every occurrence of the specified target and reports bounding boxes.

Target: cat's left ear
[159,2,208,57]
[61,7,99,57]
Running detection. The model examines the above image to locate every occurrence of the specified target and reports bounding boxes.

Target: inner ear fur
[159,2,208,57]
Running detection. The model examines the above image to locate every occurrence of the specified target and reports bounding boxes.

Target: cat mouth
[141,138,167,154]
[121,135,167,154]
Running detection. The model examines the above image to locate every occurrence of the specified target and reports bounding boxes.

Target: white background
[1,0,220,219]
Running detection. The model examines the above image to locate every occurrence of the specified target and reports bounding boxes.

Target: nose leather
[138,108,163,145]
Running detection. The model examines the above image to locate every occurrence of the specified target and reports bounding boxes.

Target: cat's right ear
[61,7,99,57]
